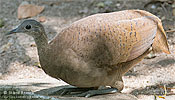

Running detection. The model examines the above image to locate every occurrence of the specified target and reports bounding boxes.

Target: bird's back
[50,10,170,67]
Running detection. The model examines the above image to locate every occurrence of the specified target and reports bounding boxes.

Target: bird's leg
[49,87,118,97]
[49,87,94,96]
[72,88,118,97]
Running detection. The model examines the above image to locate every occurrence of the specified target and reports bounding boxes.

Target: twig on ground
[166,29,175,33]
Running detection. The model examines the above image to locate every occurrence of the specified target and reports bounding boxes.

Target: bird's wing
[127,17,157,61]
[114,16,157,62]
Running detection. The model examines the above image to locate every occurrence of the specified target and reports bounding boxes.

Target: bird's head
[8,19,45,39]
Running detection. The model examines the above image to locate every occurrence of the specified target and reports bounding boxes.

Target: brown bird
[8,10,170,97]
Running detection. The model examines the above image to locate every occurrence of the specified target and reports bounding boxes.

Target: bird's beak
[7,28,18,35]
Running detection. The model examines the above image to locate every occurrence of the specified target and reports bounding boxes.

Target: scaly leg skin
[49,87,94,96]
[72,88,118,97]
[49,87,118,97]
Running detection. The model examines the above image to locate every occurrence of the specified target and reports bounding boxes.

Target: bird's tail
[134,10,170,54]
[152,21,170,54]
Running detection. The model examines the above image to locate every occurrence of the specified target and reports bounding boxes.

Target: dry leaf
[18,4,44,19]
[173,9,175,16]
[173,2,175,16]
[158,96,165,99]
[166,29,175,33]
[38,16,46,22]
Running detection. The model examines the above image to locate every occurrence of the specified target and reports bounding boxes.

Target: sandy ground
[0,0,175,100]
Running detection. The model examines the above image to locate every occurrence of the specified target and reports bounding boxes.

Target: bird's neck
[34,33,50,62]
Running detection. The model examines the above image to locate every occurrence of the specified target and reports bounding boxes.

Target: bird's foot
[72,88,118,97]
[49,87,93,96]
[50,87,118,97]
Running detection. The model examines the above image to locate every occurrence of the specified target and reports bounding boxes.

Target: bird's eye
[25,25,32,30]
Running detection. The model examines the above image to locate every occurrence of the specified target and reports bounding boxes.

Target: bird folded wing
[134,10,170,54]
[124,17,157,61]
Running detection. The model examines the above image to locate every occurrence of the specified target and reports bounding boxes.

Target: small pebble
[151,5,156,9]
[104,1,113,6]
[97,2,105,8]
[161,16,165,20]
[79,7,88,14]
[115,3,120,7]
[145,52,156,59]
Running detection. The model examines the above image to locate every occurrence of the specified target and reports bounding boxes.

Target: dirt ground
[0,0,175,100]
